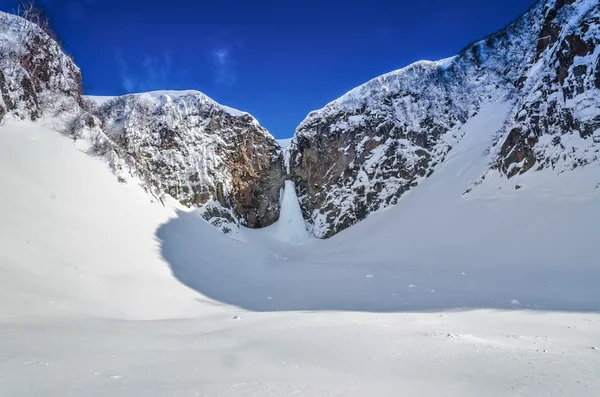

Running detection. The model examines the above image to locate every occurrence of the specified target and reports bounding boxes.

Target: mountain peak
[290,0,599,237]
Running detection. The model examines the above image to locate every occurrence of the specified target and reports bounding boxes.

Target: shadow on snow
[156,210,600,313]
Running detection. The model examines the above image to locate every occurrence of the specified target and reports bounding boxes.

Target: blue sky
[1,0,537,138]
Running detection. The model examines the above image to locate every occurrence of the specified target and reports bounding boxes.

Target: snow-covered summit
[302,58,456,123]
[135,90,254,119]
[88,89,264,130]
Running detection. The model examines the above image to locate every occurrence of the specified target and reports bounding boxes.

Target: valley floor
[3,311,599,396]
[1,120,599,396]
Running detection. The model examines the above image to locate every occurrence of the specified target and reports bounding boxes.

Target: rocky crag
[289,0,599,237]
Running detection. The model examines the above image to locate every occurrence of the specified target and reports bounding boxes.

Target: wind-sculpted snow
[290,0,600,238]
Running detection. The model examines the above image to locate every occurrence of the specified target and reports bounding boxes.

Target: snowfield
[1,119,599,396]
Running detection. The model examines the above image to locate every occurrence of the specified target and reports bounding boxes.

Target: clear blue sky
[1,0,537,138]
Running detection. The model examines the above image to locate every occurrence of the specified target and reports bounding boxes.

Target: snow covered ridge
[95,90,263,124]
[89,90,287,228]
[290,0,600,238]
[0,11,82,122]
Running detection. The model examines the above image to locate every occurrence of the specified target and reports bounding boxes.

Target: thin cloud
[212,46,236,87]
[114,49,181,93]
[114,49,135,92]
[214,48,228,65]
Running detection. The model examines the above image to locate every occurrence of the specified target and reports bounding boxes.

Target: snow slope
[161,100,600,313]
[275,137,293,148]
[1,117,599,396]
[0,120,203,320]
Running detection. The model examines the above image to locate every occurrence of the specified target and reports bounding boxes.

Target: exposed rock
[498,128,538,178]
[496,0,600,175]
[0,11,286,231]
[0,12,82,120]
[94,91,286,228]
[536,0,577,57]
[290,0,600,238]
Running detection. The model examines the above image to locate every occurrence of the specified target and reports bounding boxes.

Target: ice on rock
[273,181,309,245]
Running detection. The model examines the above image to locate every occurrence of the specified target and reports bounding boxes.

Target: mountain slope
[88,91,286,229]
[0,9,288,231]
[0,120,203,319]
[289,0,599,238]
[2,2,598,239]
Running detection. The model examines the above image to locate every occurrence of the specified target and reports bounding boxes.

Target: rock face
[93,91,286,228]
[290,0,599,238]
[0,12,82,122]
[494,0,600,176]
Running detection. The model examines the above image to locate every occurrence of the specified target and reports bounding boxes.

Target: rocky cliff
[493,0,600,177]
[91,91,286,229]
[289,0,599,238]
[0,11,82,122]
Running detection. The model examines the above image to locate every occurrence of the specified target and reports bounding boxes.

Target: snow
[84,95,116,106]
[87,87,280,224]
[0,11,82,120]
[0,120,203,320]
[277,138,293,174]
[272,181,309,244]
[86,90,255,119]
[1,1,599,393]
[1,116,600,395]
[291,0,599,237]
[142,90,250,118]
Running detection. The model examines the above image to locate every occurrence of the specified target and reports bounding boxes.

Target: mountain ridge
[288,0,599,237]
[0,0,598,239]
